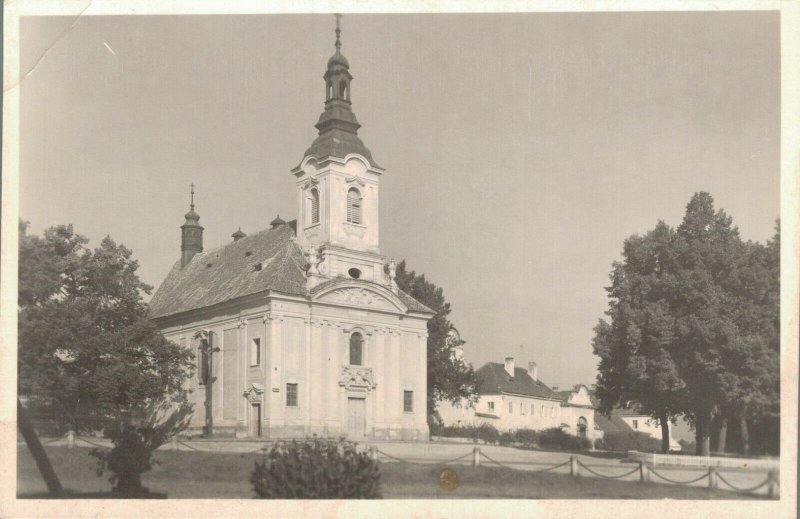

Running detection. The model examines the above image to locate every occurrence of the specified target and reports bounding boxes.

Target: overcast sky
[20,12,779,387]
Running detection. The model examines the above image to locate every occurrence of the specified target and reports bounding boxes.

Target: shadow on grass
[18,490,167,499]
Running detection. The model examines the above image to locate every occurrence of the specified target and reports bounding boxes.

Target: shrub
[512,428,539,447]
[251,438,381,498]
[437,423,501,444]
[599,430,663,453]
[537,427,592,451]
[91,400,193,495]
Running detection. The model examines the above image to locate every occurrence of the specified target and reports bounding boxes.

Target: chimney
[504,357,515,377]
[528,362,538,381]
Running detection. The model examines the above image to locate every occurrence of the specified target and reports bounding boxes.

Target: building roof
[149,224,308,319]
[476,363,563,401]
[150,223,432,319]
[594,411,634,435]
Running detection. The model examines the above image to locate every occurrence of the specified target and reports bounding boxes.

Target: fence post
[472,446,481,467]
[172,435,179,451]
[708,467,717,490]
[639,462,649,483]
[570,456,579,477]
[67,429,75,449]
[767,470,777,498]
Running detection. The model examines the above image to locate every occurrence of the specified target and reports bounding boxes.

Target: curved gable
[312,280,408,313]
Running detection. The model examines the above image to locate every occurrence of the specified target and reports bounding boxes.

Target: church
[149,23,433,441]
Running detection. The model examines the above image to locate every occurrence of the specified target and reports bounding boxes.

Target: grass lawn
[17,446,766,499]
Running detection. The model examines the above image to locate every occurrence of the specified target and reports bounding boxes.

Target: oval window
[348,268,362,279]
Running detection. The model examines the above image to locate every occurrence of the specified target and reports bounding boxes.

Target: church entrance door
[249,404,261,437]
[347,397,366,439]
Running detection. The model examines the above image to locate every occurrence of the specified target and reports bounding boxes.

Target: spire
[181,184,203,267]
[335,13,342,52]
[300,14,377,167]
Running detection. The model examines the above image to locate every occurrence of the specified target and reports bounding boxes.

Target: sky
[19,12,780,388]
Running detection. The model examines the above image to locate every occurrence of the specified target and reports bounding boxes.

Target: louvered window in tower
[347,188,362,224]
[310,188,319,224]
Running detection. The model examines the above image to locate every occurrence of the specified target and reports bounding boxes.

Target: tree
[593,193,779,456]
[392,260,478,424]
[18,222,195,493]
[592,221,687,453]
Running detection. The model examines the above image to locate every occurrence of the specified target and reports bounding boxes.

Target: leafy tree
[593,221,687,453]
[18,221,194,493]
[593,193,779,456]
[392,260,478,424]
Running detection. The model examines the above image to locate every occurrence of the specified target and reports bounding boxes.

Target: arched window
[346,188,362,224]
[340,79,348,100]
[349,332,363,366]
[310,188,319,224]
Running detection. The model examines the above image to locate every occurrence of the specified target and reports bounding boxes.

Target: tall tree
[593,193,779,456]
[392,261,478,424]
[18,221,194,436]
[593,221,687,453]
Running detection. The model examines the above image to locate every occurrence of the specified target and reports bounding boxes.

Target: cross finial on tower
[334,13,342,52]
[190,183,195,210]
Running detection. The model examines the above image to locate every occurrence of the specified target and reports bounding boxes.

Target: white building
[437,357,599,441]
[149,24,433,441]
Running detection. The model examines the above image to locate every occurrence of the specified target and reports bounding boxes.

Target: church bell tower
[292,16,391,289]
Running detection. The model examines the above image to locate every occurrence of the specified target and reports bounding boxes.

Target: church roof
[149,224,308,319]
[150,223,432,319]
[476,363,563,401]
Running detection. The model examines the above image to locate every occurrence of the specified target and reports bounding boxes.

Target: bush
[251,438,381,499]
[437,423,501,444]
[512,428,539,447]
[598,430,663,453]
[537,427,592,451]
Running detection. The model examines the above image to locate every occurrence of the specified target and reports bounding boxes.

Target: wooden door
[250,404,261,437]
[347,398,366,439]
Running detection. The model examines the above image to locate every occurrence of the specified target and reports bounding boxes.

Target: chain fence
[577,460,641,480]
[34,435,777,497]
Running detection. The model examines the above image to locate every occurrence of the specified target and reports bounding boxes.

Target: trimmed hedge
[251,438,381,498]
[595,430,663,453]
[434,424,591,451]
[436,423,501,445]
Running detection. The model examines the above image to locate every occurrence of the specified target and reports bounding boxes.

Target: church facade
[149,25,433,441]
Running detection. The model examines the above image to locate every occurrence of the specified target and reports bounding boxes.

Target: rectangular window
[487,401,494,411]
[520,403,526,415]
[286,383,298,407]
[632,419,638,429]
[508,402,513,414]
[551,406,557,418]
[541,405,546,417]
[404,391,413,413]
[250,337,261,366]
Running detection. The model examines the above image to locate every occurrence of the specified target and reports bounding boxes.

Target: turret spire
[299,14,378,167]
[335,13,342,52]
[181,183,203,267]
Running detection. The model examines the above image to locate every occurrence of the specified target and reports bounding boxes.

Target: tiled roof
[149,224,308,319]
[594,412,633,434]
[476,363,563,401]
[149,223,432,319]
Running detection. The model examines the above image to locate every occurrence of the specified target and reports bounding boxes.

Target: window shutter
[347,189,361,224]
[311,190,319,224]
